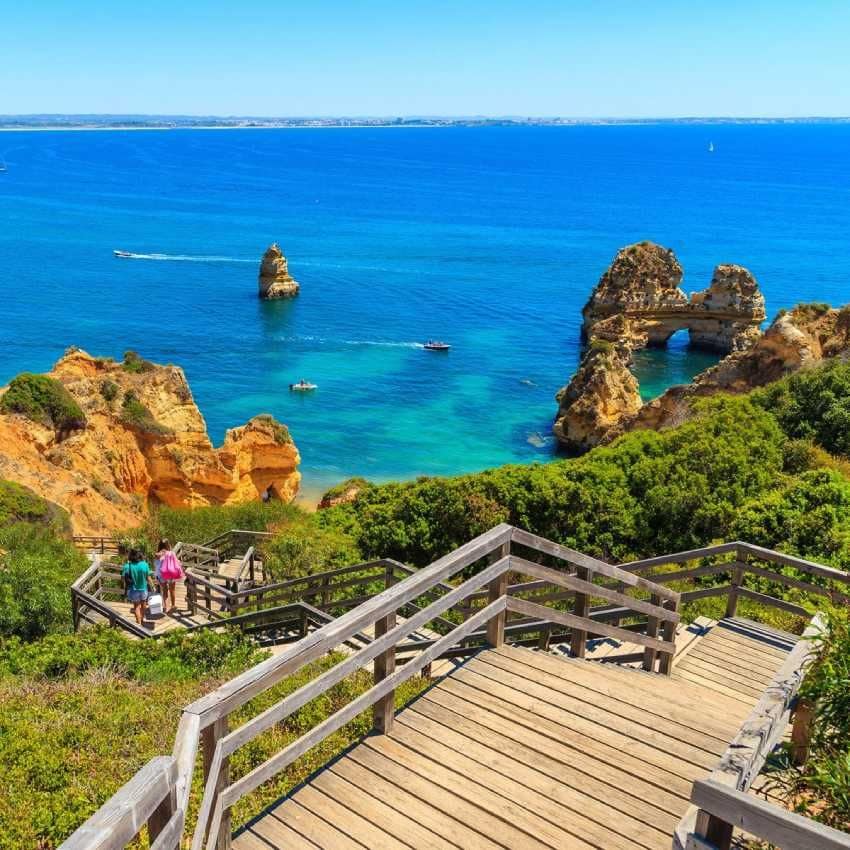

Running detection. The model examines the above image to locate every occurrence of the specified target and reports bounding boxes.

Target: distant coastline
[2,114,850,131]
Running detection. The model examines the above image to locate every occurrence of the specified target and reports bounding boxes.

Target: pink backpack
[158,551,184,581]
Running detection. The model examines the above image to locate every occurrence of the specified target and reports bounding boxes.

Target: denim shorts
[127,589,149,603]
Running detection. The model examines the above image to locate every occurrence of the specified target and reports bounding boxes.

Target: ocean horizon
[2,123,850,499]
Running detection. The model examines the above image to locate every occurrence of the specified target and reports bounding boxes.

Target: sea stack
[258,243,300,299]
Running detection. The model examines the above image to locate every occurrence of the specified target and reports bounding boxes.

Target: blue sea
[2,124,850,499]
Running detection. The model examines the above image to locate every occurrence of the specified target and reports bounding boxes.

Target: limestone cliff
[552,343,642,451]
[555,242,766,450]
[258,243,300,299]
[0,349,301,533]
[618,304,850,436]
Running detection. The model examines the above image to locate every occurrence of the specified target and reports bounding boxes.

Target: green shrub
[0,373,86,433]
[120,350,155,374]
[0,481,69,532]
[119,391,172,437]
[264,522,362,580]
[0,524,87,640]
[253,413,292,444]
[99,379,119,402]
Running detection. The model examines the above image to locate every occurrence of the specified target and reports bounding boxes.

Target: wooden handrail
[676,614,826,850]
[59,756,178,850]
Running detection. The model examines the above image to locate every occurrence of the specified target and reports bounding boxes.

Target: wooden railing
[72,535,123,555]
[60,524,679,850]
[673,613,848,850]
[617,541,850,622]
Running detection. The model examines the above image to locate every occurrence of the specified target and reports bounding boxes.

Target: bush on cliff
[118,390,173,436]
[120,349,155,373]
[0,373,86,433]
[753,360,850,458]
[319,395,784,564]
[0,480,69,533]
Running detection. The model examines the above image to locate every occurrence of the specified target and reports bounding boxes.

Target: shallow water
[1,124,849,493]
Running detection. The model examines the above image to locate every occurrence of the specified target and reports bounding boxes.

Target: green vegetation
[0,627,426,849]
[121,349,155,374]
[0,480,68,532]
[254,413,293,444]
[99,379,119,402]
[0,373,86,433]
[119,390,173,436]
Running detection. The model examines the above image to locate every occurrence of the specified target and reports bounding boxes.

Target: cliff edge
[0,349,301,533]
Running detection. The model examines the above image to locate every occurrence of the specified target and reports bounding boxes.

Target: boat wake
[116,252,254,263]
[278,335,424,349]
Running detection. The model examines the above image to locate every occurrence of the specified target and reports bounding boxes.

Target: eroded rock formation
[582,242,765,352]
[0,349,301,533]
[555,242,766,450]
[259,243,300,299]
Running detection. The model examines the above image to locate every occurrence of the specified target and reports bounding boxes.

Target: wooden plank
[617,542,740,572]
[399,707,672,850]
[497,645,750,730]
[187,524,513,723]
[691,779,850,850]
[220,599,506,807]
[738,542,850,586]
[447,666,701,789]
[742,561,850,603]
[410,695,680,833]
[687,642,782,677]
[680,585,733,602]
[673,668,759,705]
[294,784,408,850]
[681,646,779,684]
[467,655,718,771]
[365,735,571,850]
[699,629,790,662]
[674,656,774,695]
[233,826,293,850]
[505,596,673,653]
[335,750,499,850]
[313,766,458,850]
[479,650,729,755]
[710,615,824,792]
[268,798,367,848]
[511,528,680,601]
[352,740,545,850]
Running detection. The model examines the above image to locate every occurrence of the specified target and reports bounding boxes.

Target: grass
[119,391,173,437]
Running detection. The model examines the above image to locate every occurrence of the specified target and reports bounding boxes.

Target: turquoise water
[2,125,850,496]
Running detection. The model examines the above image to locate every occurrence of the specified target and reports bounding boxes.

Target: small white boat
[114,250,133,258]
[708,141,715,153]
[423,340,450,351]
[289,380,317,392]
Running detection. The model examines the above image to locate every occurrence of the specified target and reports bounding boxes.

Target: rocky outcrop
[258,243,299,299]
[318,477,369,510]
[0,349,301,533]
[617,304,850,436]
[556,242,766,450]
[582,242,765,353]
[552,343,642,451]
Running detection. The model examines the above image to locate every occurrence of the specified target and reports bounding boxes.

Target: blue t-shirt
[122,560,150,592]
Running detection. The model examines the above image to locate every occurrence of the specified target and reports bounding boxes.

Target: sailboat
[0,157,7,173]
[708,141,715,153]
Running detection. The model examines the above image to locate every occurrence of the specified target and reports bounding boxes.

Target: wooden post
[642,593,661,672]
[202,716,232,850]
[71,591,80,631]
[570,567,591,659]
[249,551,255,583]
[658,598,678,676]
[187,578,197,616]
[791,698,815,766]
[695,808,733,850]
[373,612,397,734]
[146,782,176,845]
[486,541,510,648]
[725,561,744,619]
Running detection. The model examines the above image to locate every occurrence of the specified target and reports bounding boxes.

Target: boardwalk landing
[234,617,795,850]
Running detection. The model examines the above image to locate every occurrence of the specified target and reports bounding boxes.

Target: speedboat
[423,340,450,351]
[289,380,317,391]
[114,250,133,258]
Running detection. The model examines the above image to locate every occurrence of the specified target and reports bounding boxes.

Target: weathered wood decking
[234,617,795,850]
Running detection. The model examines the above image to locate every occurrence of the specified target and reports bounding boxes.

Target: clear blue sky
[2,0,849,117]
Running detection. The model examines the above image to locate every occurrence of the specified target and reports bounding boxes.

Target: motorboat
[423,340,450,351]
[114,250,133,258]
[289,380,317,391]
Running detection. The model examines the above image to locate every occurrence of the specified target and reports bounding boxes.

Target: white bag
[147,593,164,617]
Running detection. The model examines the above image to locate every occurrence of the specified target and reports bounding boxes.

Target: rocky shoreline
[554,241,850,451]
[0,349,301,533]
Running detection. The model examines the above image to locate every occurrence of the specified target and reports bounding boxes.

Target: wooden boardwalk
[234,617,795,850]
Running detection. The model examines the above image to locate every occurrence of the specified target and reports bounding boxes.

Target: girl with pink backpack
[155,539,184,613]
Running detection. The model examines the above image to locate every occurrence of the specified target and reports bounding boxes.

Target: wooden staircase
[234,616,798,850]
